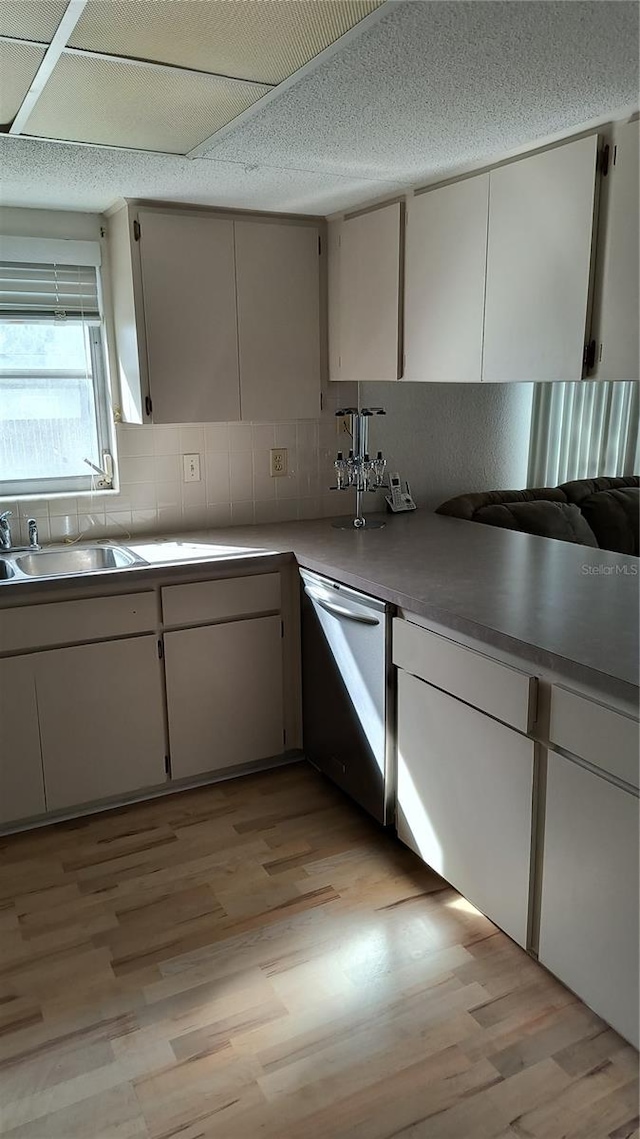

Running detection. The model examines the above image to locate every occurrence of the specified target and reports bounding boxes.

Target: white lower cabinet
[35,636,166,811]
[0,656,46,824]
[396,670,534,947]
[164,615,284,781]
[539,750,640,1048]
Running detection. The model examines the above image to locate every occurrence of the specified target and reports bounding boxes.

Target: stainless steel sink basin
[13,545,140,578]
[0,558,14,580]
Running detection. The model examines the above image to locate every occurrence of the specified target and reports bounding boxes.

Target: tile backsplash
[0,390,357,545]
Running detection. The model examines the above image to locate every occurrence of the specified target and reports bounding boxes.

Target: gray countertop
[1,511,638,704]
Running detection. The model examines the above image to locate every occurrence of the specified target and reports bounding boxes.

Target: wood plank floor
[0,763,637,1139]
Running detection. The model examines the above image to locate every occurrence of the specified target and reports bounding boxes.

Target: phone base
[331,518,386,530]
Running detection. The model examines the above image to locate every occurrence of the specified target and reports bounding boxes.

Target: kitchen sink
[10,544,142,579]
[0,558,14,580]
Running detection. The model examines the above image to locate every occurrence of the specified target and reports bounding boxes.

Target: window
[527,380,639,487]
[0,247,114,497]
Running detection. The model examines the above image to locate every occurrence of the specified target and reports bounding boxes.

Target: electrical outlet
[336,414,352,438]
[270,448,288,477]
[182,453,201,482]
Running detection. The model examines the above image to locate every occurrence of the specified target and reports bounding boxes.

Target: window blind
[527,380,640,487]
[0,261,101,322]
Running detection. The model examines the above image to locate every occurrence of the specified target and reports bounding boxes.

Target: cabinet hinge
[600,144,610,177]
[157,638,163,659]
[583,339,597,372]
[145,395,153,418]
[164,755,170,775]
[133,219,141,241]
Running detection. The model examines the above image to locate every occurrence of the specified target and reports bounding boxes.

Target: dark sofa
[436,476,640,555]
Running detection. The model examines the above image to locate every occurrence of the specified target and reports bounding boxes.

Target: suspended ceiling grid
[0,0,384,152]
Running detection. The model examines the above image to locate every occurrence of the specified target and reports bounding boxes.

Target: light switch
[182,453,201,482]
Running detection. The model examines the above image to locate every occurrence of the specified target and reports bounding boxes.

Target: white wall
[361,381,535,510]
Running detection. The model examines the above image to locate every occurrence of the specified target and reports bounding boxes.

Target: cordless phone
[385,473,416,512]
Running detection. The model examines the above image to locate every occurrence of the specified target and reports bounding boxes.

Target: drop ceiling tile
[22,54,271,153]
[0,41,46,126]
[0,0,68,43]
[203,0,640,182]
[0,134,405,215]
[68,0,384,85]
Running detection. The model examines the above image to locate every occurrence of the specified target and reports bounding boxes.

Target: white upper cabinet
[591,120,639,381]
[137,209,240,424]
[329,202,402,383]
[404,174,489,383]
[482,135,599,382]
[108,205,322,423]
[235,221,321,420]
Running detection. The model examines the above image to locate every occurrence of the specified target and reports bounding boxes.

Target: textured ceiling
[0,135,406,215]
[202,0,640,180]
[68,0,383,86]
[0,0,638,217]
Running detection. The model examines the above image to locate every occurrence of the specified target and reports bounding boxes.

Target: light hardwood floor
[0,763,637,1139]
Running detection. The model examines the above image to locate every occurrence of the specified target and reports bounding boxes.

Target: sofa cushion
[559,475,640,507]
[474,500,599,546]
[436,487,566,521]
[579,487,639,555]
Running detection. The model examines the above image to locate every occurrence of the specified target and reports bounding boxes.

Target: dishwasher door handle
[304,585,380,626]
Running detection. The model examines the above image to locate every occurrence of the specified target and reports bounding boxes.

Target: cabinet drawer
[0,592,157,653]
[393,617,535,732]
[550,685,639,788]
[161,572,281,627]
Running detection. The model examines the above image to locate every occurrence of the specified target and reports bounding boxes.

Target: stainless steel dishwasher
[300,568,393,825]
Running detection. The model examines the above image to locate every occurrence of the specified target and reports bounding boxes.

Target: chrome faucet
[28,518,40,550]
[0,511,12,551]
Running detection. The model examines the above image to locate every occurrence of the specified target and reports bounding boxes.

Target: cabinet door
[0,657,45,824]
[482,135,598,382]
[592,120,639,381]
[397,670,534,946]
[35,636,166,811]
[329,203,402,382]
[404,175,489,383]
[235,221,321,421]
[539,750,639,1048]
[138,209,240,423]
[164,616,284,781]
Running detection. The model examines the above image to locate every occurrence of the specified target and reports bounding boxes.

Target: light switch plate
[182,453,201,482]
[270,448,288,477]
